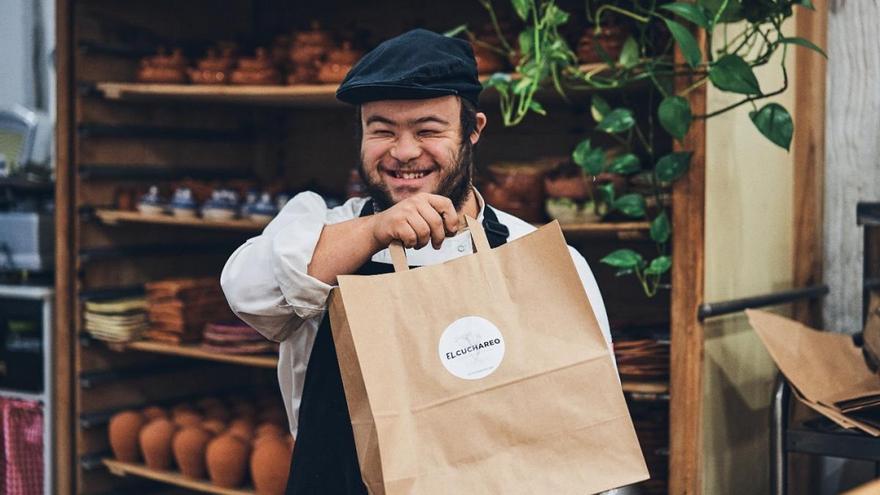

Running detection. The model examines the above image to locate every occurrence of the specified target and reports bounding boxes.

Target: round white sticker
[438,316,505,380]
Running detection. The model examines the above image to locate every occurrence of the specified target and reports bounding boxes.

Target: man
[221,28,614,494]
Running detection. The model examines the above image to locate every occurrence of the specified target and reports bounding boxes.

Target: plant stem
[594,5,651,27]
[678,76,708,97]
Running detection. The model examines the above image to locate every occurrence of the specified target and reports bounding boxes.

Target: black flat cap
[336,28,482,106]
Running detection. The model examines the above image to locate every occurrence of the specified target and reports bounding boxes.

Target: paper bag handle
[387,215,491,273]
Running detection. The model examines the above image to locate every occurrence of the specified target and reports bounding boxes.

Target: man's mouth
[383,167,435,181]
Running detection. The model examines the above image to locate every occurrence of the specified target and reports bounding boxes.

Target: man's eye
[418,129,439,136]
[372,130,394,137]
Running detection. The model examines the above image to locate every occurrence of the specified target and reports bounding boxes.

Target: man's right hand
[369,193,460,250]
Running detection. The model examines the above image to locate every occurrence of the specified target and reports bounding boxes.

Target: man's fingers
[424,194,459,234]
[404,216,431,249]
[415,202,447,249]
[395,223,419,248]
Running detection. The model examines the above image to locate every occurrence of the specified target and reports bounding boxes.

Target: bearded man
[221,28,613,494]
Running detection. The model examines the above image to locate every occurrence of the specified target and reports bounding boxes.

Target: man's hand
[369,193,460,250]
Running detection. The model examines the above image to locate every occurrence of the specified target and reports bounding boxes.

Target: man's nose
[389,133,422,163]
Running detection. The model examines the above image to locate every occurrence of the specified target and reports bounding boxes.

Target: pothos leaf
[658,95,692,140]
[655,152,692,182]
[601,249,644,269]
[511,0,531,21]
[663,18,701,68]
[591,95,612,123]
[607,154,641,175]
[597,108,636,133]
[660,3,710,28]
[749,103,793,151]
[645,255,672,275]
[572,139,605,176]
[709,54,761,95]
[618,36,639,68]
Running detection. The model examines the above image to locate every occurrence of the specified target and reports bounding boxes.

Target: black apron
[285,201,510,494]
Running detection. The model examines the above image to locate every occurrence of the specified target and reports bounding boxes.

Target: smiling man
[221,28,613,494]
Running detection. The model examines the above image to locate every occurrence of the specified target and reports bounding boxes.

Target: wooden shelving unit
[95,209,268,232]
[122,340,278,369]
[103,459,255,495]
[96,82,343,107]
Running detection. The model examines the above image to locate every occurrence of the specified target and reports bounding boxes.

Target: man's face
[359,96,485,210]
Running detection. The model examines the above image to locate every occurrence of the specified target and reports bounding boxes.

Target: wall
[822,0,880,334]
[0,0,56,166]
[701,15,798,495]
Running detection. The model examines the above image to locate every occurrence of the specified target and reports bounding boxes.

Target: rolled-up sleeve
[220,192,365,342]
[567,246,614,350]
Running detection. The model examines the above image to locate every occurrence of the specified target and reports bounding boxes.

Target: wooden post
[792,1,828,327]
[669,30,708,495]
[54,0,75,492]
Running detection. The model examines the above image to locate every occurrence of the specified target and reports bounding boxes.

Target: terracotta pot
[472,42,506,75]
[173,426,212,478]
[577,24,627,65]
[139,418,177,470]
[137,48,188,84]
[482,163,548,222]
[206,433,251,488]
[108,410,146,462]
[231,48,281,85]
[228,418,255,442]
[317,42,361,84]
[250,436,292,495]
[289,21,333,66]
[255,422,285,440]
[544,162,590,201]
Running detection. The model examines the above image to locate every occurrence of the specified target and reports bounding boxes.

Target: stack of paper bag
[747,309,880,436]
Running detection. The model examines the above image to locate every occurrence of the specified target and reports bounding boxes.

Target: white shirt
[220,190,614,435]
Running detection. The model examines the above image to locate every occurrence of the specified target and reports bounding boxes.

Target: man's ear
[470,112,488,145]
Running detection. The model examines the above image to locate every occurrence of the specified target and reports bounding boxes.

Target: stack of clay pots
[108,394,293,495]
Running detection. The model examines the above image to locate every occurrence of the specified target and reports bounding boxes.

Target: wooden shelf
[96,82,344,107]
[93,65,612,108]
[123,340,278,369]
[621,380,669,395]
[95,209,267,232]
[103,459,255,495]
[549,221,650,239]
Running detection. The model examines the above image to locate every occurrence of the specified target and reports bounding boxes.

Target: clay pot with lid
[317,41,361,84]
[139,418,177,470]
[173,426,212,478]
[482,163,548,222]
[189,47,236,84]
[250,435,293,495]
[108,410,146,462]
[289,21,334,66]
[544,161,589,201]
[231,48,282,85]
[577,24,627,64]
[137,48,189,84]
[206,433,251,488]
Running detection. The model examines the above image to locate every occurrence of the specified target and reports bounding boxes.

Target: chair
[0,105,40,175]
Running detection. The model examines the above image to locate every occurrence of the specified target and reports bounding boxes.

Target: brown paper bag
[329,218,648,494]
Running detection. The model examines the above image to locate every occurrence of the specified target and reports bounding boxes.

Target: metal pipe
[698,284,829,321]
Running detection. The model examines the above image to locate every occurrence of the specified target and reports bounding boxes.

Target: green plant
[462,0,823,296]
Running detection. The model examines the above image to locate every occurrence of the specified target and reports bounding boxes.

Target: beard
[359,139,474,212]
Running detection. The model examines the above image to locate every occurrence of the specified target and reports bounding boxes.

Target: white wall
[822,0,880,334]
[0,0,56,166]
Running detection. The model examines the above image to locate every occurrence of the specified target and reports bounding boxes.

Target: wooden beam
[792,1,828,327]
[54,0,74,493]
[669,31,708,495]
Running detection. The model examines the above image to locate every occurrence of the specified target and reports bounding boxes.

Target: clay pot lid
[294,21,333,46]
[239,48,275,69]
[325,42,361,64]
